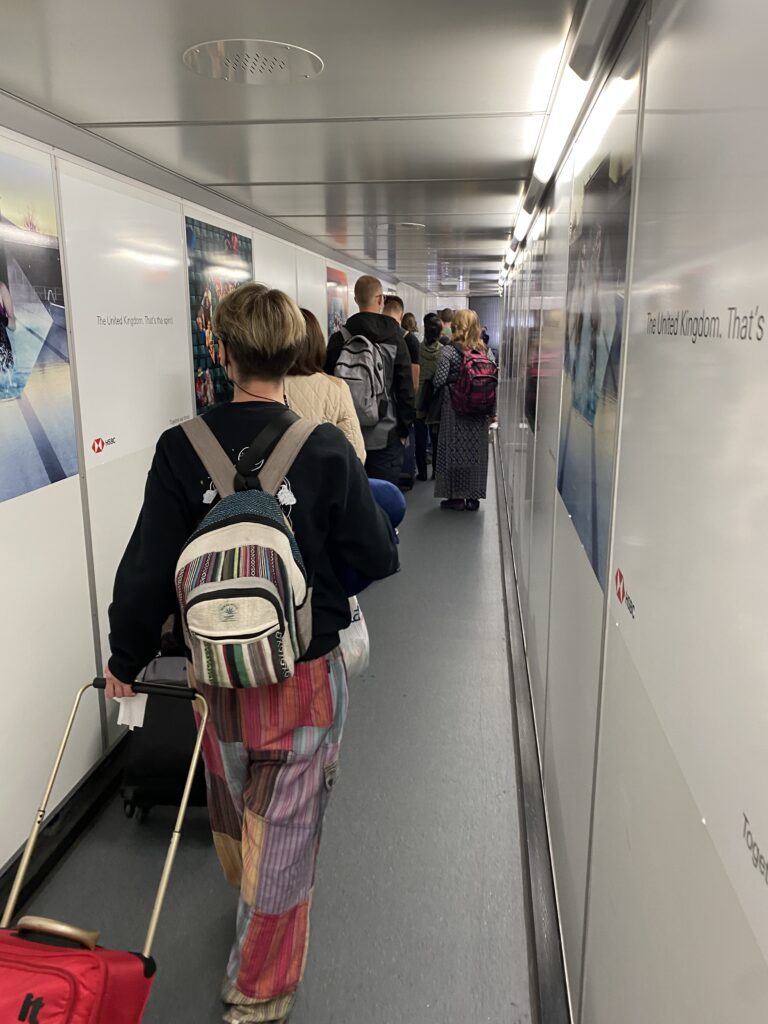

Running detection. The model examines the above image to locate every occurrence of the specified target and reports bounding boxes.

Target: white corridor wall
[58,161,194,692]
[498,1,768,1021]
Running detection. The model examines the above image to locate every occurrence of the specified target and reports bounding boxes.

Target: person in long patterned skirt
[432,308,495,511]
[105,285,400,1022]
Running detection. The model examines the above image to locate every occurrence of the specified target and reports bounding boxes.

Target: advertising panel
[0,137,77,501]
[326,266,348,338]
[556,68,638,588]
[186,217,253,412]
[541,33,642,1004]
[252,230,296,297]
[524,226,545,432]
[606,0,768,963]
[58,163,193,466]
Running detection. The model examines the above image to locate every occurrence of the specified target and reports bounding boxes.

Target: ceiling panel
[93,116,541,187]
[0,0,577,291]
[1,0,573,124]
[270,211,523,235]
[211,179,523,218]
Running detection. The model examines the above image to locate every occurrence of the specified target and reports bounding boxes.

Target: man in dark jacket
[325,274,415,484]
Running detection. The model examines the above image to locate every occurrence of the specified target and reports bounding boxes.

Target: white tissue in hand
[116,693,148,730]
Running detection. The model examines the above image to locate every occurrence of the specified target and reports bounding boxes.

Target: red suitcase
[0,678,209,1023]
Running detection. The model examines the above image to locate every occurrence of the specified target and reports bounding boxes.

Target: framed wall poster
[326,266,348,339]
[185,216,252,413]
[557,150,634,588]
[0,138,78,502]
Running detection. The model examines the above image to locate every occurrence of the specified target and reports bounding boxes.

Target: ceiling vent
[183,40,324,84]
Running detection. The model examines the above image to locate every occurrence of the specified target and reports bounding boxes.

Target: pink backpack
[451,348,498,417]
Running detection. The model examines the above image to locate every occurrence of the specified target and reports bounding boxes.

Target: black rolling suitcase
[120,656,208,821]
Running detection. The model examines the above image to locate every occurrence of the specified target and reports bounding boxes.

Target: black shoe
[465,499,480,511]
[399,479,414,493]
[440,499,465,511]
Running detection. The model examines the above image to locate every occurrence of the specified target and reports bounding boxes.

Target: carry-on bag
[0,678,209,1023]
[120,656,207,821]
[338,597,370,678]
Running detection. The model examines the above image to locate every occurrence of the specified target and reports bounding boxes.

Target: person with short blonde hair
[431,307,496,510]
[326,274,415,484]
[214,284,305,381]
[105,283,398,1023]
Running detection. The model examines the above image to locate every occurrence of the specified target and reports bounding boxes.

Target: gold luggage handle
[16,915,100,950]
[1,679,209,960]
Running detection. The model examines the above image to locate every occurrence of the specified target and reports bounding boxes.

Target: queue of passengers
[103,274,496,1022]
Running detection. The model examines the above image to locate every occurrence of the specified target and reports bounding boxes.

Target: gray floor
[26,467,532,1024]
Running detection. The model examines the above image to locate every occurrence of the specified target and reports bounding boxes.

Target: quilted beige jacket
[284,373,366,463]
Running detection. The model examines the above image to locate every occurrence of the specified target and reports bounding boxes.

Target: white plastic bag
[339,597,370,678]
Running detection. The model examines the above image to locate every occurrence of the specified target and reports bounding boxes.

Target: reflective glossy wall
[497,0,768,1019]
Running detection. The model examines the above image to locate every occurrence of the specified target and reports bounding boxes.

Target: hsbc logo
[615,568,636,619]
[91,436,116,454]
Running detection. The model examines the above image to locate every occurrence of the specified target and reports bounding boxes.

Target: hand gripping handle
[93,677,198,701]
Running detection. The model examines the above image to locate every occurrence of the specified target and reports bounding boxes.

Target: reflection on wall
[186,217,252,413]
[326,266,348,338]
[0,139,77,502]
[468,294,501,353]
[524,239,545,431]
[557,153,633,587]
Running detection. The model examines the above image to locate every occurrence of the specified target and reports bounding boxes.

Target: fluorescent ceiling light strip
[573,76,637,176]
[533,66,591,186]
[513,208,534,243]
[529,214,546,243]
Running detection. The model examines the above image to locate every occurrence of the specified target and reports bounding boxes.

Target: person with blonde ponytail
[431,308,496,510]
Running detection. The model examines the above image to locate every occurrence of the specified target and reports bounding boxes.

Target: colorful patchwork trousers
[192,648,348,1023]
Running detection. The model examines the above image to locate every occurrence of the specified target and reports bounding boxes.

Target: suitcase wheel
[124,797,150,823]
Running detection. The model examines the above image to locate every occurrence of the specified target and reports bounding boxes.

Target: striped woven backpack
[175,411,315,689]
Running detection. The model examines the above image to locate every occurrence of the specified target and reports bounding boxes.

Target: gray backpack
[333,326,388,427]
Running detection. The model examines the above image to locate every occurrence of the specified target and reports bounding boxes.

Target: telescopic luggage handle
[93,677,199,701]
[1,678,209,960]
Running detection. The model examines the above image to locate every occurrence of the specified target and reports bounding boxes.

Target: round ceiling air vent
[183,39,324,84]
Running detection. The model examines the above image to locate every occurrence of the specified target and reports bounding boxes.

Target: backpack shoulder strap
[257,419,317,495]
[340,326,352,342]
[181,416,236,498]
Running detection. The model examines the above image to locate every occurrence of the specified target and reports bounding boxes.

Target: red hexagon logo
[615,569,625,604]
[91,437,105,454]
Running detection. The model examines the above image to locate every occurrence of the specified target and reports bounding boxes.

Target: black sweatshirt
[108,401,400,682]
[325,312,415,445]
